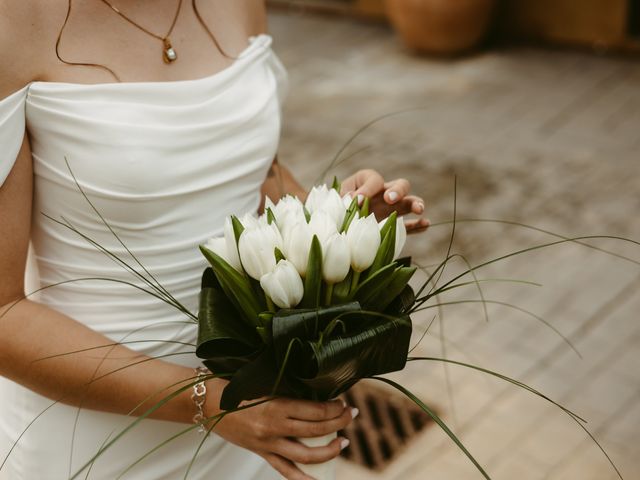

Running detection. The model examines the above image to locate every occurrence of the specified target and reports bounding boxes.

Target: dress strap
[0,85,29,187]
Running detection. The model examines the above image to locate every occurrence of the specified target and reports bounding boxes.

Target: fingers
[350,169,385,204]
[405,217,430,234]
[383,178,411,204]
[283,398,347,422]
[284,406,357,438]
[273,436,349,465]
[262,453,314,480]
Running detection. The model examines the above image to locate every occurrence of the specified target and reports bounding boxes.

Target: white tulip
[203,236,243,272]
[268,195,306,231]
[305,184,331,214]
[346,213,381,272]
[379,215,407,260]
[317,188,347,229]
[223,217,242,270]
[260,260,304,309]
[309,210,338,246]
[238,224,283,280]
[322,232,351,284]
[282,221,313,276]
[239,212,261,230]
[394,216,407,260]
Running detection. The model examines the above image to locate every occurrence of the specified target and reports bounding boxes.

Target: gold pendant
[163,38,177,64]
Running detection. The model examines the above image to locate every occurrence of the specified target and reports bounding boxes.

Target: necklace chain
[99,0,183,63]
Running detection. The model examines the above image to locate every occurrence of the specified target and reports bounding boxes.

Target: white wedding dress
[0,34,284,480]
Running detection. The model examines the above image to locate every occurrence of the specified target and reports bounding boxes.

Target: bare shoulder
[0,0,66,96]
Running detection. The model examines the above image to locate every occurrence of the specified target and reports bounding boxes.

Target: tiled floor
[268,11,640,480]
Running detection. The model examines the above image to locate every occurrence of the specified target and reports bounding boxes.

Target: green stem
[349,270,361,296]
[265,294,275,312]
[324,283,334,305]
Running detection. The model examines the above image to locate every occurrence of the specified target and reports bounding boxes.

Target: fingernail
[387,191,399,202]
[340,438,350,450]
[416,202,425,213]
[351,408,359,419]
[357,194,364,206]
[340,398,347,408]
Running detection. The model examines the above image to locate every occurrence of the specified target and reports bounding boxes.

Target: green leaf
[359,196,370,218]
[199,246,262,327]
[352,262,397,304]
[230,215,245,244]
[332,270,353,304]
[271,302,361,367]
[300,235,323,309]
[274,247,286,263]
[340,196,360,232]
[266,207,276,225]
[195,268,262,373]
[369,266,417,312]
[370,377,491,480]
[301,312,412,399]
[331,176,341,192]
[219,346,294,410]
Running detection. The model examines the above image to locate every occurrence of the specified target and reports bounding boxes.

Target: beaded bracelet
[192,366,209,434]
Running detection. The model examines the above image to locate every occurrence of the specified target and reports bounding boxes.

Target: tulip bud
[309,210,338,247]
[223,217,242,270]
[322,232,351,284]
[305,185,331,214]
[272,195,306,231]
[203,236,243,272]
[346,213,381,272]
[379,215,407,260]
[282,221,313,276]
[394,216,407,260]
[318,189,347,229]
[260,260,304,309]
[238,224,283,280]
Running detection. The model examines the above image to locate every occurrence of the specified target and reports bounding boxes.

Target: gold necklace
[99,0,183,64]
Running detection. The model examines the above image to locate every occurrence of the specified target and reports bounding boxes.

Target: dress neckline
[28,34,272,91]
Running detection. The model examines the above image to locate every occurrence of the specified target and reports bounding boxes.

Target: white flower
[305,185,331,214]
[309,210,338,246]
[223,217,242,270]
[260,260,304,309]
[203,236,243,272]
[266,195,306,231]
[238,224,283,280]
[346,213,381,272]
[322,232,351,284]
[379,215,407,260]
[394,216,407,259]
[239,212,261,230]
[282,221,313,276]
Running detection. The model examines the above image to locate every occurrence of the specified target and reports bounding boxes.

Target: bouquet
[196,181,415,478]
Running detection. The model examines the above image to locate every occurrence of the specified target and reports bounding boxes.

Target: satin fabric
[0,34,284,480]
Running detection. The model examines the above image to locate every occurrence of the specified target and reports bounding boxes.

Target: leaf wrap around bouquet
[196,265,413,409]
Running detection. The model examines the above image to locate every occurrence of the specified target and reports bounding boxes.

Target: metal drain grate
[338,382,435,470]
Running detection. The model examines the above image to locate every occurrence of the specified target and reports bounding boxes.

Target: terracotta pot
[385,0,497,55]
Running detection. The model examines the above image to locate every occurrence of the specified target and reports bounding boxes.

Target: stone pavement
[268,10,640,480]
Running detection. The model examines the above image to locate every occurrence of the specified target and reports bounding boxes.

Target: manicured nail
[416,202,425,213]
[340,438,350,450]
[351,408,359,419]
[340,399,347,408]
[387,191,399,202]
[357,194,364,206]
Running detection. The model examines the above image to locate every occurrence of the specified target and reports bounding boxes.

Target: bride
[0,1,428,478]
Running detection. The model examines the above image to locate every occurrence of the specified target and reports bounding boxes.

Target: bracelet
[191,366,209,434]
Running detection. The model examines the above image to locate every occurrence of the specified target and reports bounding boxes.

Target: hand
[340,169,429,234]
[211,389,356,479]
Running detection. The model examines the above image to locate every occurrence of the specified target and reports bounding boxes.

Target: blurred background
[266,1,640,479]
